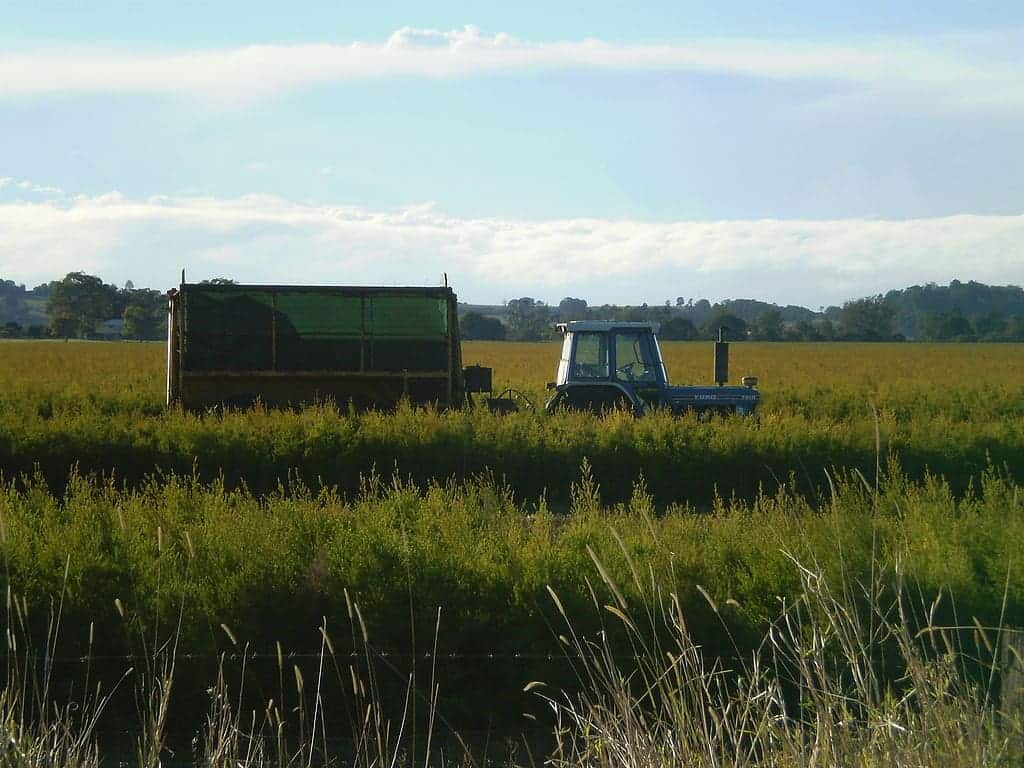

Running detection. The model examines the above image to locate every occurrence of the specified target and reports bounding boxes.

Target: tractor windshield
[613,332,663,384]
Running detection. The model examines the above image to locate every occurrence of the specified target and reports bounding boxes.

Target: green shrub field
[2,341,1023,505]
[1,339,1023,763]
[4,462,1024,731]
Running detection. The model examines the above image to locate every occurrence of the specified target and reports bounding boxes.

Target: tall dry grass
[540,546,1023,767]
[2,462,1023,766]
[3,550,1022,767]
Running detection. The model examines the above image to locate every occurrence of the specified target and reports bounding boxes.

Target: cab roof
[556,321,660,334]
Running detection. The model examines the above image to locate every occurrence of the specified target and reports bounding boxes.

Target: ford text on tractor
[544,321,760,416]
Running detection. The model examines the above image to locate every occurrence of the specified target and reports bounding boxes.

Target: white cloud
[0,177,64,196]
[0,27,1020,110]
[0,191,1021,306]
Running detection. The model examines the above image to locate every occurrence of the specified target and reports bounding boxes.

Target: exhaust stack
[714,327,729,386]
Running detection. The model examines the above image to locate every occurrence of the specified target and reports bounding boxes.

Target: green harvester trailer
[166,282,489,411]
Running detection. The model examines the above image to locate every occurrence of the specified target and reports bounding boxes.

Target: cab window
[614,332,660,383]
[571,333,609,379]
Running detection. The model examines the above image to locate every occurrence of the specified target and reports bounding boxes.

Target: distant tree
[557,297,588,320]
[122,305,160,340]
[460,312,507,341]
[0,280,26,299]
[200,277,238,285]
[839,296,895,341]
[0,293,26,324]
[506,297,552,340]
[683,298,713,327]
[814,318,836,341]
[751,308,784,341]
[700,312,747,341]
[1004,316,1024,341]
[659,316,699,340]
[973,312,1008,340]
[919,309,975,342]
[46,272,118,338]
[651,302,673,321]
[47,312,76,338]
[786,319,820,341]
[0,321,22,338]
[31,283,53,299]
[119,287,166,340]
[883,279,1024,338]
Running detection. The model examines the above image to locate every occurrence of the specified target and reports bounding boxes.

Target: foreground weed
[540,547,1023,768]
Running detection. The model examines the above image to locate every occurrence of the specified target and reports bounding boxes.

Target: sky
[1,1,1023,307]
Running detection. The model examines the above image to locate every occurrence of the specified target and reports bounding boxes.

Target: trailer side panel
[168,284,462,410]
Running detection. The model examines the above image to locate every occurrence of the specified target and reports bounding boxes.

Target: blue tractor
[544,321,760,416]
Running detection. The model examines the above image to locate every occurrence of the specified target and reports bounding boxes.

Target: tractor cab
[545,321,760,416]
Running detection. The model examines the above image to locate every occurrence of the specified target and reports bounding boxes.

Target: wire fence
[3,649,638,664]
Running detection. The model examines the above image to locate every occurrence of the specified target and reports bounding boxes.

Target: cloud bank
[0,177,64,196]
[1,26,1021,109]
[1,191,1020,306]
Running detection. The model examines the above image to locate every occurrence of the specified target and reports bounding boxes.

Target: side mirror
[546,382,557,390]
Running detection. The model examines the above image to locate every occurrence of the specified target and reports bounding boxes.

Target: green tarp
[182,288,450,372]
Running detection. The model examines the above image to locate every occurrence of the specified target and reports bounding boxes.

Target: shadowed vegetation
[1,341,1022,506]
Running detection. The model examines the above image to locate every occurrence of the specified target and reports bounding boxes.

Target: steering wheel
[617,362,636,381]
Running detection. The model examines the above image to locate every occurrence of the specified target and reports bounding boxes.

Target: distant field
[8,336,1024,400]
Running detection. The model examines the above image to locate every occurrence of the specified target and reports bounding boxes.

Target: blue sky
[1,1,1022,306]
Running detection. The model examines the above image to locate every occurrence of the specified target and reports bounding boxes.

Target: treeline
[886,280,1024,340]
[2,273,1022,342]
[0,273,234,340]
[461,280,1024,342]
